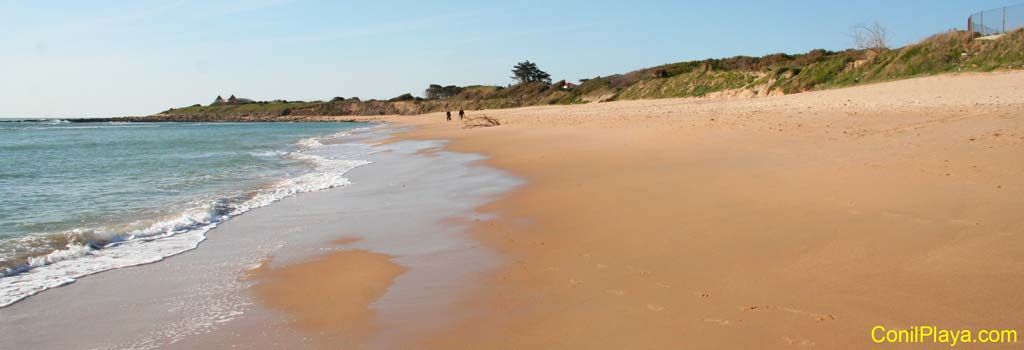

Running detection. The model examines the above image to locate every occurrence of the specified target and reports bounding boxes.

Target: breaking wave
[0,129,371,308]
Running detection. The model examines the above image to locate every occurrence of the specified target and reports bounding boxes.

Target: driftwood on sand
[463,115,501,128]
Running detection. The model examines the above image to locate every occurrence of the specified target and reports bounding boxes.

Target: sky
[0,0,1013,117]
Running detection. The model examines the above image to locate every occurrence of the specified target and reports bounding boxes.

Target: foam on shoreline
[0,128,373,308]
[1,124,523,349]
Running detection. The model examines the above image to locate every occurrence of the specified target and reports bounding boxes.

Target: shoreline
[0,122,375,309]
[353,70,1024,349]
[0,125,521,349]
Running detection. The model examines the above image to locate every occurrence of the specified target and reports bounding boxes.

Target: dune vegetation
[154,29,1024,120]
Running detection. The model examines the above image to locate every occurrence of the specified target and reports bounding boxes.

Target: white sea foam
[0,130,372,308]
[296,137,324,149]
[25,243,94,269]
[293,129,361,150]
[251,150,288,158]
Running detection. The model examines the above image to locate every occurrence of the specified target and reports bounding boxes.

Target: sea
[0,119,373,307]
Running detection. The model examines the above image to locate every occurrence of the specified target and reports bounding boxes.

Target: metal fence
[968,4,1024,36]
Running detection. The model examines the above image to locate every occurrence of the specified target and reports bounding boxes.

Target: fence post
[981,12,985,35]
[1003,7,1007,33]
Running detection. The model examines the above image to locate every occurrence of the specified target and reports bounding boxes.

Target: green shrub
[388,93,415,102]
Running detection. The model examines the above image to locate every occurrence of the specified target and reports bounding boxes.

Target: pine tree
[511,61,552,84]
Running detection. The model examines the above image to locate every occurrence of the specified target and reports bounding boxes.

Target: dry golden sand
[290,71,1023,349]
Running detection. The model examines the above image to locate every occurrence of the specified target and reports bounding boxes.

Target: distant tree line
[388,93,417,102]
[205,60,556,107]
[425,84,465,99]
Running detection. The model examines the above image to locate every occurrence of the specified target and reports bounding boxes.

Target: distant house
[553,81,577,90]
[211,94,255,106]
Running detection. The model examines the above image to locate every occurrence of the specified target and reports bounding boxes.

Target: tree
[425,84,464,99]
[388,93,415,102]
[511,60,551,84]
[851,22,889,51]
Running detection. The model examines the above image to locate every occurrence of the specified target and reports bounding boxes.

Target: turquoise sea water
[0,120,371,306]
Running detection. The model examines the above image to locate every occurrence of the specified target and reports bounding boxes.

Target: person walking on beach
[458,109,465,120]
[446,110,452,121]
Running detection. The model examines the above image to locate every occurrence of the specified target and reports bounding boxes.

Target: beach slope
[359,71,1024,349]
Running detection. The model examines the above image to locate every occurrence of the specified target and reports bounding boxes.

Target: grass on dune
[160,29,1024,117]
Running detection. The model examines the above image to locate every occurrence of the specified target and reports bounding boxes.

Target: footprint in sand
[626,266,652,277]
[703,318,731,326]
[606,289,625,296]
[646,304,665,312]
[748,305,837,322]
[949,218,980,226]
[568,278,583,287]
[782,336,816,347]
[625,266,651,275]
[815,314,836,322]
[780,307,836,322]
[881,210,908,218]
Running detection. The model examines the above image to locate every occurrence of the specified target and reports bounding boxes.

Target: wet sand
[249,249,406,348]
[346,71,1024,349]
[0,127,519,350]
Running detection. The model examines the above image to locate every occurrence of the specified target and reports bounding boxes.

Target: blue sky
[0,0,1011,117]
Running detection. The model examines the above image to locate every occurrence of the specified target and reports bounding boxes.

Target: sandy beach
[332,71,1024,349]
[8,2,1024,349]
[3,71,1022,350]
